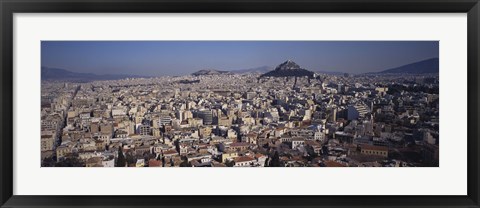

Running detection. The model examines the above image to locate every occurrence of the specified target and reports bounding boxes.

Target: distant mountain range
[192,66,273,76]
[231,66,273,74]
[260,60,315,78]
[41,67,147,81]
[374,58,439,74]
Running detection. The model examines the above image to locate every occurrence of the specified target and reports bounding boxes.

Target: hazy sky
[41,41,439,76]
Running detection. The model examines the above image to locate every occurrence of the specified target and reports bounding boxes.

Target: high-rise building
[198,110,213,125]
[347,104,369,120]
[137,124,151,135]
[159,114,172,126]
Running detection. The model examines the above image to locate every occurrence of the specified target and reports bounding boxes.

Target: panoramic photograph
[40,41,439,167]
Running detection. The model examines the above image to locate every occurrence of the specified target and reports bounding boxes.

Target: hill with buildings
[260,60,315,78]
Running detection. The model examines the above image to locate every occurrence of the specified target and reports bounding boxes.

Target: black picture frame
[1,0,479,207]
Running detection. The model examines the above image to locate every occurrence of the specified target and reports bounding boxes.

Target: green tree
[179,156,190,167]
[225,160,235,167]
[55,157,84,167]
[174,139,180,154]
[264,157,269,167]
[41,156,55,167]
[116,148,126,167]
[126,152,136,166]
[269,151,281,167]
[305,145,316,161]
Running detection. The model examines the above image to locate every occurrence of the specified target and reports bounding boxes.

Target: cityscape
[41,41,439,167]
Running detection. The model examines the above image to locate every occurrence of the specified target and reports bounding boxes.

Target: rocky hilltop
[260,60,314,78]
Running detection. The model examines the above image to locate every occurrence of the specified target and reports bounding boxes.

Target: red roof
[163,149,178,155]
[230,142,250,147]
[148,159,162,167]
[324,160,346,167]
[255,153,265,158]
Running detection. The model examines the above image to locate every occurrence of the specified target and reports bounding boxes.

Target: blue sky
[41,41,439,76]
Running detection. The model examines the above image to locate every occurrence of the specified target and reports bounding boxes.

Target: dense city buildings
[41,60,439,167]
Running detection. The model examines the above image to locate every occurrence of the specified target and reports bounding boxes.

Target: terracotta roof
[148,159,162,167]
[212,163,226,167]
[280,156,290,161]
[163,149,178,155]
[324,160,346,167]
[291,156,303,161]
[255,153,265,158]
[247,133,258,137]
[230,142,250,147]
[234,156,256,163]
